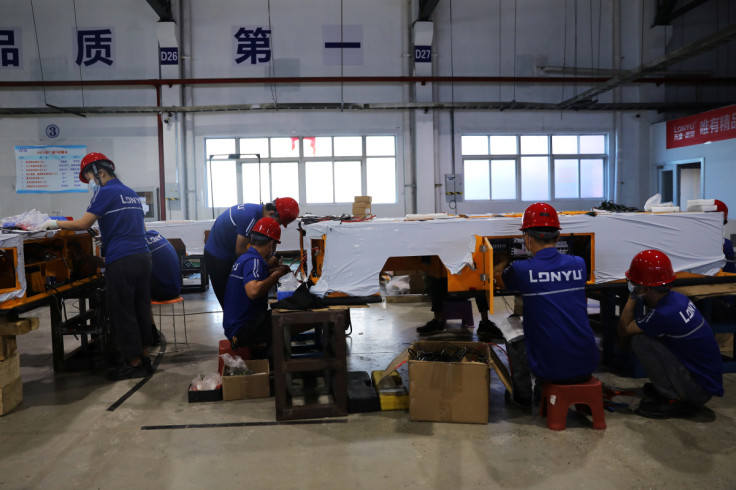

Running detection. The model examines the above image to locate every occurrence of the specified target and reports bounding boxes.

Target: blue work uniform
[205,203,263,263]
[502,247,599,381]
[222,247,268,340]
[87,179,148,265]
[87,178,152,359]
[635,291,724,397]
[145,230,182,301]
[723,237,735,273]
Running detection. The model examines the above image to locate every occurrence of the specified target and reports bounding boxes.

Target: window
[205,135,397,208]
[462,134,606,202]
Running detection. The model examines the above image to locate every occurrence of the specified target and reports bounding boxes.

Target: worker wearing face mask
[204,197,299,308]
[619,249,724,419]
[38,152,153,380]
[499,203,599,407]
[222,217,291,349]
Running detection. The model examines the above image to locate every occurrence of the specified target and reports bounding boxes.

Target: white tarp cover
[304,212,726,297]
[143,218,302,255]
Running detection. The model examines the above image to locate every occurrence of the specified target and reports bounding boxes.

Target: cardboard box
[0,376,22,416]
[408,341,491,424]
[353,195,372,203]
[0,352,20,388]
[221,359,270,401]
[0,336,17,362]
[352,203,371,216]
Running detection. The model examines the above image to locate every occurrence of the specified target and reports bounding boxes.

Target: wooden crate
[0,335,17,362]
[0,377,22,416]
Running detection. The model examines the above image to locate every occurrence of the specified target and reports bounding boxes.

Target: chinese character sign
[233,26,271,65]
[15,146,88,193]
[0,28,20,68]
[666,104,736,149]
[76,28,113,66]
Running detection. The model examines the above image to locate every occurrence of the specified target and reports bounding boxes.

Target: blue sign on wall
[414,45,431,63]
[160,47,178,65]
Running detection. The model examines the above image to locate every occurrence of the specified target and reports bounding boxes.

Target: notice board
[14,145,87,193]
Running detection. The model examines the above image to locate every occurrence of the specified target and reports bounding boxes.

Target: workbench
[0,231,107,371]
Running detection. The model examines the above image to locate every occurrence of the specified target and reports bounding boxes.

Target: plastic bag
[220,353,253,375]
[190,373,222,391]
[386,275,411,295]
[278,272,300,293]
[1,209,50,231]
[643,194,675,212]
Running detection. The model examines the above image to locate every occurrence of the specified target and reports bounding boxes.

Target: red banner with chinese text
[666,104,736,149]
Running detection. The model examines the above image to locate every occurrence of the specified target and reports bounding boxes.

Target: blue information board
[14,145,87,193]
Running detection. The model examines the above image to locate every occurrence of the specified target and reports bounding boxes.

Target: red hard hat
[273,197,299,227]
[520,203,561,231]
[251,217,281,243]
[625,249,676,287]
[714,199,728,222]
[79,152,115,184]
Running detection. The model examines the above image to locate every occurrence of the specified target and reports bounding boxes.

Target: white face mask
[627,280,641,297]
[89,182,100,193]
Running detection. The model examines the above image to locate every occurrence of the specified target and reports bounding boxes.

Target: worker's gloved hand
[38,219,60,231]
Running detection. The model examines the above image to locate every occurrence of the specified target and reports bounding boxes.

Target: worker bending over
[204,197,299,308]
[500,203,599,407]
[619,249,724,419]
[222,217,291,349]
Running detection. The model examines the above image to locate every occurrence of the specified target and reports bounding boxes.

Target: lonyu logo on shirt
[679,301,697,323]
[528,269,583,283]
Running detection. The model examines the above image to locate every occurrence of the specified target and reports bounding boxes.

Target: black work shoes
[416,318,445,335]
[637,395,697,419]
[477,319,504,341]
[107,359,153,381]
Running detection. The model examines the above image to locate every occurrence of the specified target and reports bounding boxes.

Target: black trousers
[106,251,153,361]
[426,275,490,314]
[232,310,272,348]
[204,250,232,309]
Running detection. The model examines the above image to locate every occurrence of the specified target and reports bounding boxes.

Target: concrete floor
[1,288,735,489]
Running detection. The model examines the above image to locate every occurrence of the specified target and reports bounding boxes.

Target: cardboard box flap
[488,346,512,393]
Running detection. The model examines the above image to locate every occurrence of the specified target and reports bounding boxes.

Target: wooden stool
[151,296,189,353]
[539,377,606,431]
[272,309,348,421]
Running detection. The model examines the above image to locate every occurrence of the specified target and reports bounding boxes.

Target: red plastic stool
[539,377,606,431]
[218,339,253,373]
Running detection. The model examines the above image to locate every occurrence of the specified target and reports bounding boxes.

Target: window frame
[205,135,398,209]
[461,133,608,203]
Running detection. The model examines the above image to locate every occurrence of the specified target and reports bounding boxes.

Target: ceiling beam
[0,100,728,116]
[557,22,736,109]
[145,0,174,22]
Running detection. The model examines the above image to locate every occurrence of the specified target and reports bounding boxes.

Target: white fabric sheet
[304,212,726,297]
[143,219,302,255]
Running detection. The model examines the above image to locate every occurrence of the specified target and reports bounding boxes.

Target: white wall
[650,121,736,238]
[2,0,712,225]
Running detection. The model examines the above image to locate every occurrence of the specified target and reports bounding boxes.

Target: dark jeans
[426,275,489,315]
[232,310,273,348]
[106,252,153,361]
[631,334,712,406]
[204,250,232,309]
[506,338,592,399]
